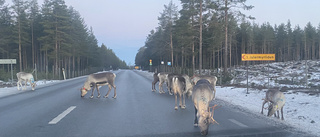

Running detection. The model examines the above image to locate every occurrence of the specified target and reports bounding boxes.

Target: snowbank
[216,87,320,136]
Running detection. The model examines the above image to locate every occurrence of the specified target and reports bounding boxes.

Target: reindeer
[261,89,286,120]
[172,75,186,110]
[80,72,116,98]
[16,72,36,90]
[192,79,218,136]
[157,72,169,94]
[192,75,217,100]
[151,72,159,92]
[171,74,193,110]
[167,73,178,95]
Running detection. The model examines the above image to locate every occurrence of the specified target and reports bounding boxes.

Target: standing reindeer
[157,72,169,94]
[192,75,217,100]
[171,74,193,110]
[80,72,116,98]
[17,72,36,90]
[192,79,218,136]
[151,72,159,92]
[261,89,286,120]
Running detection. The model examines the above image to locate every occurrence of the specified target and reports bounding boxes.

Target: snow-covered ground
[217,86,319,136]
[0,80,60,98]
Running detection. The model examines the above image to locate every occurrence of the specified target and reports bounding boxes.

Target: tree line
[135,0,320,75]
[0,0,127,81]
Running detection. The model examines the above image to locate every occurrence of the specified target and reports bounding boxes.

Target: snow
[217,86,320,136]
[0,80,59,98]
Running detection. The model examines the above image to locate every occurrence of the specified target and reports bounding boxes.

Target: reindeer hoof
[194,123,198,127]
[175,106,178,110]
[181,106,186,109]
[112,95,117,99]
[97,95,101,98]
[90,96,94,99]
[104,95,108,98]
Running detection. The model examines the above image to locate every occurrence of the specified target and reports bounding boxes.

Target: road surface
[0,70,308,137]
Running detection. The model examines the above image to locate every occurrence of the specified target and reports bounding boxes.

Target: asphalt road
[0,70,307,137]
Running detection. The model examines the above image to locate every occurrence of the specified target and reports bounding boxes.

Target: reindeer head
[30,78,36,90]
[31,82,36,90]
[80,87,88,97]
[267,101,278,117]
[197,107,218,136]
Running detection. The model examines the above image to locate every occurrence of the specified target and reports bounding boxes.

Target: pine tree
[158,0,178,67]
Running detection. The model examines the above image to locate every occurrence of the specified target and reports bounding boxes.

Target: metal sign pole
[268,62,270,89]
[11,60,13,86]
[246,61,249,94]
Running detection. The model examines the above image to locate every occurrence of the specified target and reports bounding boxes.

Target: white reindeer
[17,72,36,90]
[171,74,193,110]
[192,79,218,136]
[261,89,286,120]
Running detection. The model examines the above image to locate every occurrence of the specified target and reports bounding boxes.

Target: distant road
[0,70,305,137]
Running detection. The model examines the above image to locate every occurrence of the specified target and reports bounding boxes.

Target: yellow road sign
[241,54,275,61]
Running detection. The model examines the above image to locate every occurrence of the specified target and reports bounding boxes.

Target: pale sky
[62,0,181,66]
[5,0,320,66]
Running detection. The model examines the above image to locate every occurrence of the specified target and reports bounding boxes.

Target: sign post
[241,54,275,94]
[0,59,17,85]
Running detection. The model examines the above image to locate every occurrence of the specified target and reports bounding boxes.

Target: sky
[5,0,320,66]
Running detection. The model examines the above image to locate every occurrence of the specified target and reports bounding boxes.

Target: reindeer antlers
[209,104,221,125]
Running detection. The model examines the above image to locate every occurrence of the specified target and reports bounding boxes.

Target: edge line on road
[49,106,76,124]
[228,119,249,128]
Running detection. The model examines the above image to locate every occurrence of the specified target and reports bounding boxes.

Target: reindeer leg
[261,100,267,114]
[90,84,95,98]
[213,86,216,100]
[152,81,156,92]
[20,81,23,90]
[17,81,20,90]
[277,110,280,119]
[112,84,117,99]
[179,93,182,108]
[182,93,186,109]
[174,93,178,110]
[281,107,284,120]
[23,80,28,90]
[159,82,163,94]
[96,85,101,98]
[152,82,154,92]
[194,106,198,126]
[104,85,111,98]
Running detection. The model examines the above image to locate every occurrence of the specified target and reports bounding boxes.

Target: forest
[0,0,127,81]
[135,0,320,76]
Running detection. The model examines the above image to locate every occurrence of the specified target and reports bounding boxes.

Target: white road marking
[49,106,76,124]
[228,119,249,128]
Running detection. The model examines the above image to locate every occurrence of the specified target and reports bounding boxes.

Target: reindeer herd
[13,70,286,136]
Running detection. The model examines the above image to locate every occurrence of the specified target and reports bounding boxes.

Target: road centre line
[49,106,76,124]
[228,119,249,128]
